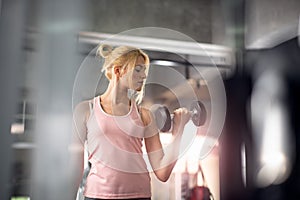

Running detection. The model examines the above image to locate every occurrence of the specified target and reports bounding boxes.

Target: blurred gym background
[0,0,299,200]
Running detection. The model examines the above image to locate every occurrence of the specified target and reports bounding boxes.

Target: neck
[101,81,131,105]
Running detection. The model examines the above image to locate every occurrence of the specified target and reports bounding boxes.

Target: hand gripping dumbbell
[151,101,207,132]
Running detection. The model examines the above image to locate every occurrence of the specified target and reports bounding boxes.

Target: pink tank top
[84,96,151,199]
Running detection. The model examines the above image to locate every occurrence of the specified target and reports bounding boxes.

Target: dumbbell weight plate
[152,105,172,132]
[190,101,207,126]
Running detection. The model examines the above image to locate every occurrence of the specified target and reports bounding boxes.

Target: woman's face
[122,55,147,92]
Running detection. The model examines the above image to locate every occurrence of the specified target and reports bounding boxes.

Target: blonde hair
[96,44,150,104]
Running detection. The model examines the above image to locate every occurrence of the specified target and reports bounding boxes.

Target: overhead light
[151,60,182,67]
[78,31,234,67]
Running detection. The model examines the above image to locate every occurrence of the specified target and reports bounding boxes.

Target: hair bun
[97,44,113,58]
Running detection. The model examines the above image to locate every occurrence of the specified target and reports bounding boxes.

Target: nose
[141,71,147,79]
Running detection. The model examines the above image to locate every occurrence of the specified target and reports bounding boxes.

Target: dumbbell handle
[170,110,196,119]
[168,111,192,132]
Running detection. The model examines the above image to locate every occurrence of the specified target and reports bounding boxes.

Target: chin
[135,86,143,92]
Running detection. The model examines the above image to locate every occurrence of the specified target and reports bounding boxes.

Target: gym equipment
[152,101,207,132]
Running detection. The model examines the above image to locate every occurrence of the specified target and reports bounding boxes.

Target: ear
[113,66,121,78]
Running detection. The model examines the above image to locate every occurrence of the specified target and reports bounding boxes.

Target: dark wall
[84,0,213,43]
[245,0,300,48]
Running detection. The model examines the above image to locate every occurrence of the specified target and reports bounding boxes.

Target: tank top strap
[85,98,95,123]
[89,98,94,114]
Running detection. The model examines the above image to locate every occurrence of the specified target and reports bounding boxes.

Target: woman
[71,44,190,200]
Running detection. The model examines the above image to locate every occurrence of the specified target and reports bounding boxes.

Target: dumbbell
[151,101,207,132]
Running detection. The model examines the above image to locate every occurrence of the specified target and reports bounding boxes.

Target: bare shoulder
[138,106,153,126]
[73,99,93,123]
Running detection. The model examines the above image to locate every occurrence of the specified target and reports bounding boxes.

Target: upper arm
[139,107,162,153]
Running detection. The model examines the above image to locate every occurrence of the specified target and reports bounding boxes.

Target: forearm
[148,126,184,182]
[69,148,84,199]
[160,126,184,166]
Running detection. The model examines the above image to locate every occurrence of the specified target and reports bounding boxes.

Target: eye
[135,65,144,72]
